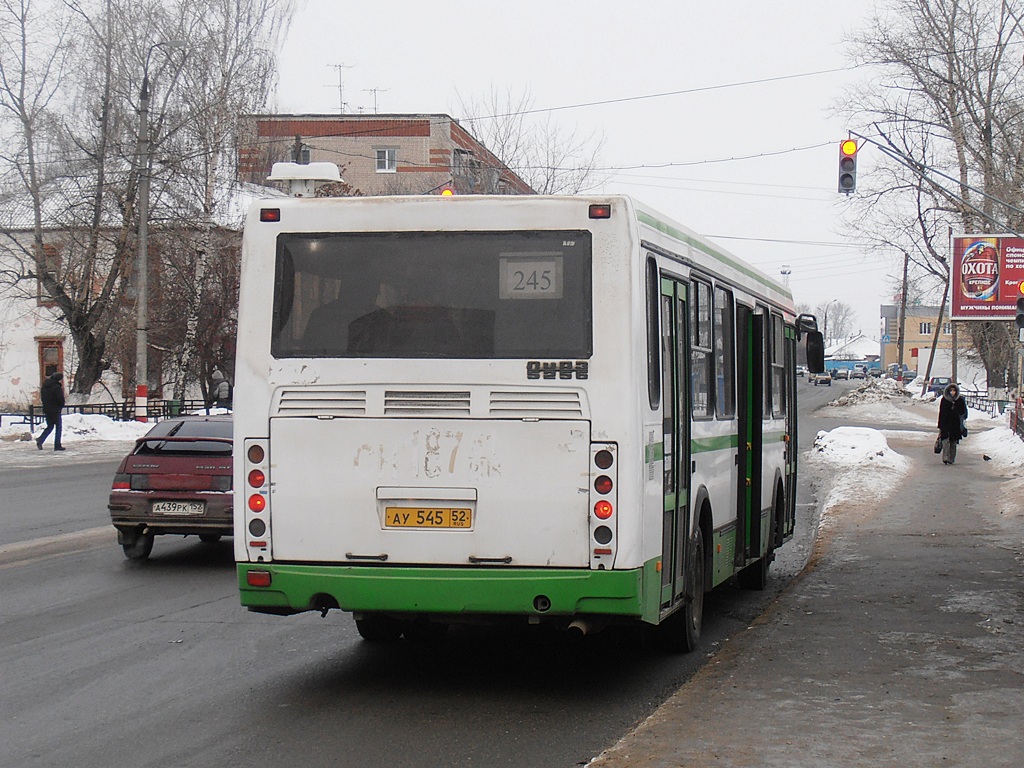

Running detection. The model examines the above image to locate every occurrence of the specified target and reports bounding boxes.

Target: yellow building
[879,304,953,371]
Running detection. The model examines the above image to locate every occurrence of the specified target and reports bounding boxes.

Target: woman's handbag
[934,435,943,454]
[960,415,968,438]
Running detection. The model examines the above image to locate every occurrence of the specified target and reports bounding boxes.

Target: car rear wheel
[122,531,154,561]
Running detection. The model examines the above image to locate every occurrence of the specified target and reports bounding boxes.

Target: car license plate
[151,500,205,515]
[384,507,472,529]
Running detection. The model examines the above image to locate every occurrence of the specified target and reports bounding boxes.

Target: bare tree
[842,0,1024,388]
[815,300,856,344]
[0,0,295,399]
[458,86,607,194]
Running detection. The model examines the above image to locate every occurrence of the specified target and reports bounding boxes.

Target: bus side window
[714,285,735,419]
[646,256,660,410]
[690,278,713,419]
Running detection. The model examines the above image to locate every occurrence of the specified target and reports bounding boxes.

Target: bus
[234,169,824,651]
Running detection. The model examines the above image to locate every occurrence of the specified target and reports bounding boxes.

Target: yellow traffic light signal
[838,139,858,194]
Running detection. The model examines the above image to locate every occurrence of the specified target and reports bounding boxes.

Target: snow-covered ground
[807,377,1024,523]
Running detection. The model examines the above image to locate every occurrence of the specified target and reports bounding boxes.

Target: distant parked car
[851,364,868,379]
[869,368,883,378]
[834,368,850,380]
[108,415,233,561]
[796,365,808,377]
[927,376,952,396]
[813,371,832,386]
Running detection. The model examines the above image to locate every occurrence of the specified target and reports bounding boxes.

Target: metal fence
[22,399,218,430]
[961,392,1010,418]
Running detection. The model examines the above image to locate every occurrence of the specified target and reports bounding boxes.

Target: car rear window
[136,419,232,455]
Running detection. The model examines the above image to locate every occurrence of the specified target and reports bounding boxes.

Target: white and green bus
[235,170,823,651]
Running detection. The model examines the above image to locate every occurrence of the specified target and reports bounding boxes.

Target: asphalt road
[0,380,853,768]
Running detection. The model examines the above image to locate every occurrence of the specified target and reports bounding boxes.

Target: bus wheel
[355,615,403,642]
[648,527,705,653]
[122,531,154,561]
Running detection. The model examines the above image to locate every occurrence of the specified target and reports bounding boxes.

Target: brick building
[237,114,534,196]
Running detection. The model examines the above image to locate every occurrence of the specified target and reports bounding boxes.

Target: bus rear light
[594,475,613,494]
[248,469,266,488]
[247,569,272,587]
[594,449,614,469]
[594,548,612,555]
[248,494,266,512]
[259,208,280,222]
[247,444,265,463]
[589,204,612,219]
[594,500,613,519]
[249,541,267,549]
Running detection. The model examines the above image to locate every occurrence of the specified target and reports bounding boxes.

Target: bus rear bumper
[237,563,649,620]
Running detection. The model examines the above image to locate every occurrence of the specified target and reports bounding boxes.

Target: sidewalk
[590,416,1024,766]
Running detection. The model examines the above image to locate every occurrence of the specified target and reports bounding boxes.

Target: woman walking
[937,382,967,465]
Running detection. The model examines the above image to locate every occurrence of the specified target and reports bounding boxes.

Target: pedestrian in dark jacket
[937,382,967,465]
[36,372,66,451]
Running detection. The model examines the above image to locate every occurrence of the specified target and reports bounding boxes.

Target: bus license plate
[384,507,472,529]
[151,500,205,515]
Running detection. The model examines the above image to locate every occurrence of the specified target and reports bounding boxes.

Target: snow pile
[820,378,938,428]
[810,426,909,470]
[827,377,911,407]
[970,425,1024,470]
[1,413,152,443]
[807,426,911,522]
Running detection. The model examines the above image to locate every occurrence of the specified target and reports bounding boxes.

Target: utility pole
[897,250,909,380]
[135,39,184,421]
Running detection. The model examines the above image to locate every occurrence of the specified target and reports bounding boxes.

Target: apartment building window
[943,322,952,335]
[919,322,932,335]
[375,148,397,173]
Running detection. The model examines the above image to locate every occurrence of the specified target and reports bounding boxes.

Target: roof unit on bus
[267,161,343,198]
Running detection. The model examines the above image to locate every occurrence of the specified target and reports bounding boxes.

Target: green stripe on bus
[691,434,739,453]
[239,563,647,618]
[638,211,792,299]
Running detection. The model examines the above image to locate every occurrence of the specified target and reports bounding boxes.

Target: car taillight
[130,474,151,490]
[111,473,131,490]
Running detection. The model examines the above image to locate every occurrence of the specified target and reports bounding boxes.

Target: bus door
[660,278,690,608]
[735,305,764,566]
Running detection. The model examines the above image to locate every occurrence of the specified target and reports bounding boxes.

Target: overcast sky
[274,0,890,337]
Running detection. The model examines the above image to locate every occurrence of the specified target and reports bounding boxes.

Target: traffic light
[1015,296,1024,328]
[838,139,858,194]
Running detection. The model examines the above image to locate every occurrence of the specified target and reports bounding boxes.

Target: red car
[108,415,233,560]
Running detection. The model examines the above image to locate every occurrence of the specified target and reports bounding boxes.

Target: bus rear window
[271,230,593,359]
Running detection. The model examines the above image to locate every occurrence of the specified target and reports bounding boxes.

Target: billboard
[951,235,1024,320]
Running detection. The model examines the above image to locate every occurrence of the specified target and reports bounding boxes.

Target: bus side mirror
[805,331,825,374]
